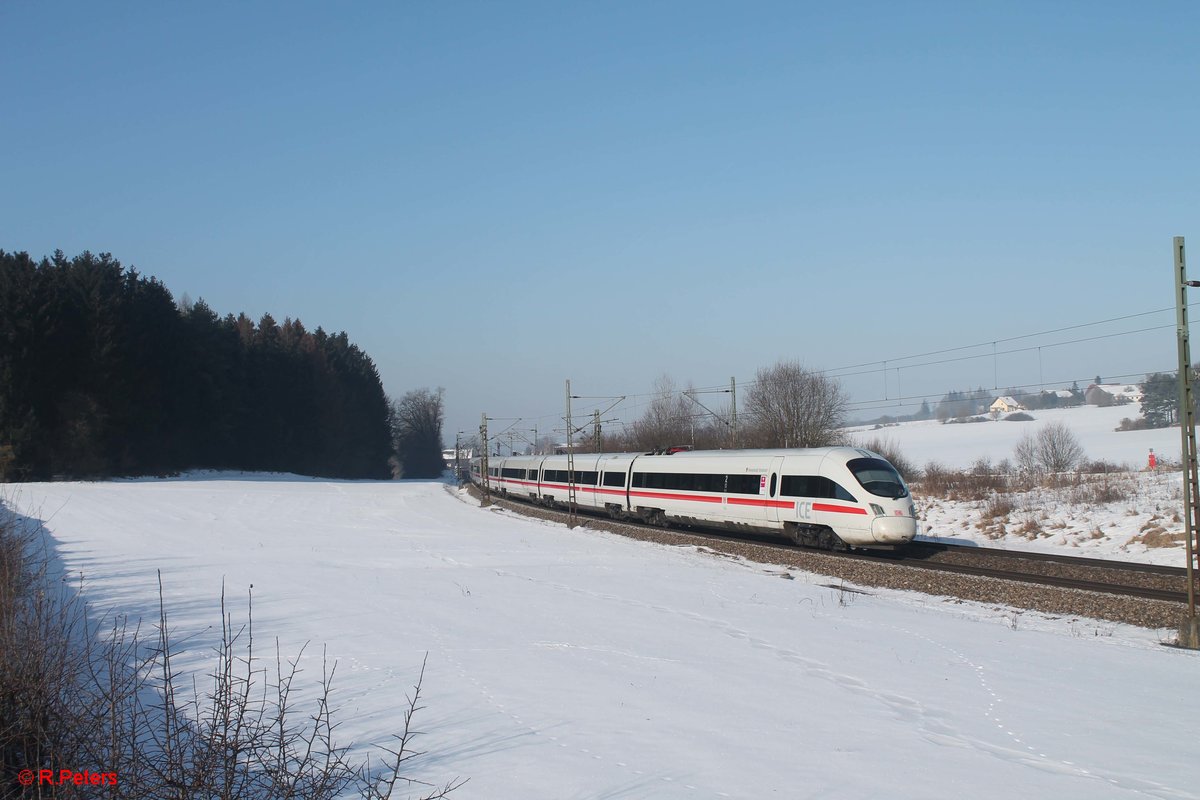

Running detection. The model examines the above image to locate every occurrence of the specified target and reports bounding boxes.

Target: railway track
[470,484,1192,608]
[854,545,1189,605]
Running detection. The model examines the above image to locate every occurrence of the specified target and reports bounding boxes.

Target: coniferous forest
[0,249,395,481]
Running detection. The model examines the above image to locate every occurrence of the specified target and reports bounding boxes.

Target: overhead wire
[480,301,1194,437]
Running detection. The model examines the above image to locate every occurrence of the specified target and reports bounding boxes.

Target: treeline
[0,249,394,480]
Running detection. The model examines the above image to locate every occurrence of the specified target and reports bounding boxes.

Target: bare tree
[1013,421,1085,475]
[1013,431,1039,475]
[629,375,694,451]
[743,361,847,448]
[1036,421,1085,473]
[390,388,446,478]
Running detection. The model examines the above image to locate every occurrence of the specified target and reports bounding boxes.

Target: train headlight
[869,503,885,517]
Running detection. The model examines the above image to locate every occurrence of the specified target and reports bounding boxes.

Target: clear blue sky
[4,1,1198,442]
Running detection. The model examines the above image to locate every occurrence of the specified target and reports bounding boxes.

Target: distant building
[443,447,474,471]
[989,396,1024,414]
[1085,383,1142,406]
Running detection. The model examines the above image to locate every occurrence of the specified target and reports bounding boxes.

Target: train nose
[871,515,917,544]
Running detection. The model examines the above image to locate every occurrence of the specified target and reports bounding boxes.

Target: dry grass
[1132,528,1185,549]
[1014,515,1044,540]
[0,504,465,799]
[916,464,1009,502]
[981,493,1015,521]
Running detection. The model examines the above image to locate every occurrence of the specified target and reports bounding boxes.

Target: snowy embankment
[848,403,1192,565]
[6,475,1199,800]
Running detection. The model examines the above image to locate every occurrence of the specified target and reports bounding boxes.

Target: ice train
[470,447,917,549]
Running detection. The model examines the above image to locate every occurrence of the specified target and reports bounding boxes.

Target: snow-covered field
[849,403,1193,565]
[846,403,1180,470]
[5,473,1199,799]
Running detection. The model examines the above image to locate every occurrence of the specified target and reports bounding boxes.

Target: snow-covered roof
[1090,383,1143,399]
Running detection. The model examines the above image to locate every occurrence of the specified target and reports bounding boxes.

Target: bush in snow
[1014,421,1085,476]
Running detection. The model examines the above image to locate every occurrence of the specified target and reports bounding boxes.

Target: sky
[4,2,1200,441]
[6,474,1198,798]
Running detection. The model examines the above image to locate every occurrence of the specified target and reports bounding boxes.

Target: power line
[484,302,1189,431]
[824,304,1181,375]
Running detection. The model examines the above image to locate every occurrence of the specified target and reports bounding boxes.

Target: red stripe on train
[812,503,868,515]
[628,490,723,504]
[727,498,796,509]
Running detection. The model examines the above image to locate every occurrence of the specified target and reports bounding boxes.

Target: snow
[846,403,1178,471]
[5,474,1199,800]
[848,403,1194,565]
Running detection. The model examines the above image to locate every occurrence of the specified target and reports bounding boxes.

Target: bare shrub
[913,462,1007,501]
[982,493,1015,521]
[1067,473,1134,505]
[917,462,952,496]
[1014,432,1039,475]
[1079,458,1125,474]
[1132,529,1186,548]
[1014,422,1085,475]
[970,457,993,476]
[858,436,918,481]
[1037,421,1086,473]
[1015,517,1043,539]
[0,505,464,799]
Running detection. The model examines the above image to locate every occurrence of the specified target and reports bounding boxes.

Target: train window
[528,469,539,480]
[725,474,760,495]
[603,471,626,487]
[576,471,599,485]
[501,467,522,478]
[781,475,856,501]
[847,457,909,499]
[769,473,777,497]
[632,472,730,492]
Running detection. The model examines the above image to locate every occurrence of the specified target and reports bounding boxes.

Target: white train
[470,447,917,550]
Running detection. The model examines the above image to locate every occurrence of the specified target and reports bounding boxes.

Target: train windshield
[847,457,909,499]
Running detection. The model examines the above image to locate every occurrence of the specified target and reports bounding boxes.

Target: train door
[766,455,786,524]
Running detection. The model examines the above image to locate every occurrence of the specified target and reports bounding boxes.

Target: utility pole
[730,376,738,448]
[1174,236,1199,647]
[565,380,578,528]
[593,410,601,453]
[480,413,491,507]
[454,431,461,484]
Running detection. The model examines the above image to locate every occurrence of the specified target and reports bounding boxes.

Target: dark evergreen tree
[0,249,394,480]
[1141,372,1178,428]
